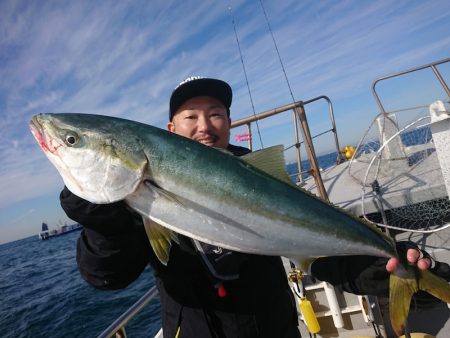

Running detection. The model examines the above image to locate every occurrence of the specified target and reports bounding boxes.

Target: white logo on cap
[175,76,205,89]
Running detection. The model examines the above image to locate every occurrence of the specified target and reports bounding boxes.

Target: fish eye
[65,132,79,146]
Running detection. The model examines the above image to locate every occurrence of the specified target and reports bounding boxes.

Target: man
[61,76,442,338]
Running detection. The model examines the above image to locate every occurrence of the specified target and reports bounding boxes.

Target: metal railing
[231,95,342,200]
[372,57,450,116]
[97,286,159,338]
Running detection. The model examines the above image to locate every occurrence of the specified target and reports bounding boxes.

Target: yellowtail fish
[30,113,450,336]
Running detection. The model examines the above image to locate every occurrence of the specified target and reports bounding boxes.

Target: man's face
[167,96,231,149]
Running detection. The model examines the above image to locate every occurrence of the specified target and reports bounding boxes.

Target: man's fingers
[386,250,431,273]
[406,249,431,270]
[386,257,399,273]
[417,258,431,270]
[406,248,420,263]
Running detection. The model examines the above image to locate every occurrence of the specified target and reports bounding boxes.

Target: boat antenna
[228,5,264,149]
[258,0,297,105]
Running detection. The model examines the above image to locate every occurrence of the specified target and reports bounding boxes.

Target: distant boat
[38,221,82,240]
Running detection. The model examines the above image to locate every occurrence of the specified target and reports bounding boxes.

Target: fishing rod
[228,5,265,149]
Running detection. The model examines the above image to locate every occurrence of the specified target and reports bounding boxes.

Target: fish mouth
[30,115,50,152]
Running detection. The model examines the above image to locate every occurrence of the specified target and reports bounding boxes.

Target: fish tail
[389,268,450,336]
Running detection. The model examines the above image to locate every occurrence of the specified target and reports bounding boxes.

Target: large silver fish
[30,113,450,336]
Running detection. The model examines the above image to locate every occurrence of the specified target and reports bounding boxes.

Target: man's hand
[386,248,432,273]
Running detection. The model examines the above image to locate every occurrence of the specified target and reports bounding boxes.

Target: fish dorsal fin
[142,217,179,266]
[241,145,294,186]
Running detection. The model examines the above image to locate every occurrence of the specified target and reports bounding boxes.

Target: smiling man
[168,95,230,148]
[161,76,302,337]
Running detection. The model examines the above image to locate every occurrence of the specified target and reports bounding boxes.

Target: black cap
[169,76,232,120]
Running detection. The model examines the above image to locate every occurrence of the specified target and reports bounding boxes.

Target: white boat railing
[97,286,159,338]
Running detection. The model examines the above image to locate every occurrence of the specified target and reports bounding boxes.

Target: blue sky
[1,0,450,244]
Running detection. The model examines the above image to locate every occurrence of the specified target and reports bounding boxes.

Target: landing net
[348,105,450,233]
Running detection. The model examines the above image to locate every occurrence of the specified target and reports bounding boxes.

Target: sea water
[0,152,339,338]
[0,231,161,338]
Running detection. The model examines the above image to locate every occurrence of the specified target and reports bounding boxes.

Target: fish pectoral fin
[389,268,450,337]
[241,145,295,186]
[142,217,178,265]
[144,180,185,208]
